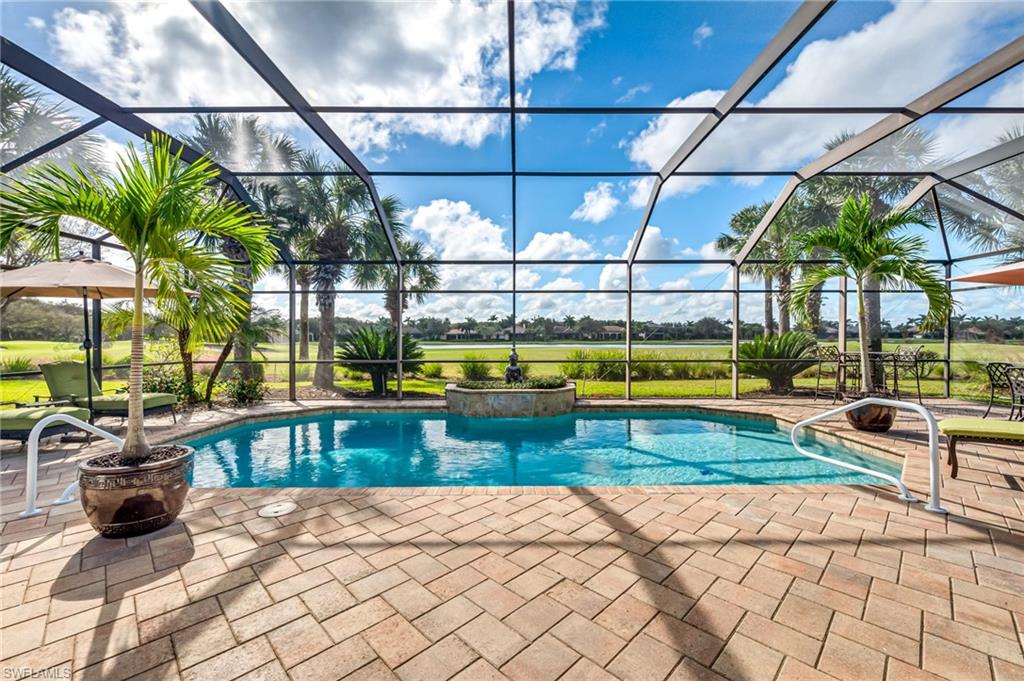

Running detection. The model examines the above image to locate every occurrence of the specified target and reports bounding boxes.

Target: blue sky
[4,0,1023,323]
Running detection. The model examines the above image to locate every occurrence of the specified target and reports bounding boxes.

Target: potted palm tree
[790,195,952,432]
[0,133,276,537]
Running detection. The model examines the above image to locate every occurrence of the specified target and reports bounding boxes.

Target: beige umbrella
[0,256,165,418]
[948,260,1024,286]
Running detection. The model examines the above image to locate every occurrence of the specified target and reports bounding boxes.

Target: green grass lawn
[1,338,1011,405]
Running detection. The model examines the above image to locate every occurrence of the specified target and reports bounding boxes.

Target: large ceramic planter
[79,446,194,538]
[446,383,576,417]
[845,402,896,433]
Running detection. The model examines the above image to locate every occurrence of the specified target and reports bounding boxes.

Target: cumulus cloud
[26,16,46,30]
[625,1,1024,205]
[570,182,621,223]
[44,1,607,152]
[517,231,596,262]
[692,22,713,47]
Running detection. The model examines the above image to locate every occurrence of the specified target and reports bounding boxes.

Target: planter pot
[845,402,896,433]
[78,445,194,538]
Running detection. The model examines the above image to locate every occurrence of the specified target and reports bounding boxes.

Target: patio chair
[982,362,1014,418]
[1008,367,1024,422]
[0,403,91,449]
[889,345,925,404]
[813,345,842,402]
[39,361,177,422]
[939,416,1024,478]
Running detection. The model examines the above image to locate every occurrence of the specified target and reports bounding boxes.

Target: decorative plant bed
[446,380,576,417]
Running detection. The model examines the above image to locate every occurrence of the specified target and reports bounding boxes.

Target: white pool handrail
[20,413,123,518]
[790,397,946,514]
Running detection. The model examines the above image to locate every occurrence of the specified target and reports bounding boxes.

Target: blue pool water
[185,411,900,488]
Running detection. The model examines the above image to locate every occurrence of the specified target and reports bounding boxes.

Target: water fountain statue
[504,349,524,383]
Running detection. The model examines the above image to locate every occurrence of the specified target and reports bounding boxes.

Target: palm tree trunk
[121,268,151,460]
[205,335,235,404]
[763,273,775,338]
[806,282,824,336]
[863,275,884,385]
[177,328,194,390]
[857,278,875,393]
[313,296,336,390]
[386,287,401,332]
[299,282,310,361]
[777,269,791,334]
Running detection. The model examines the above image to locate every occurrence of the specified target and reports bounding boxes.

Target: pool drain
[258,501,298,518]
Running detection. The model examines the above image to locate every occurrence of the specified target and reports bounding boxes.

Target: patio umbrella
[948,260,1024,286]
[0,256,162,418]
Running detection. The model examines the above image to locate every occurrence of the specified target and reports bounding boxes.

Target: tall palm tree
[789,195,951,392]
[183,114,301,379]
[0,133,276,458]
[719,201,806,336]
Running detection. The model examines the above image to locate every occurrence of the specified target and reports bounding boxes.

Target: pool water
[185,411,901,488]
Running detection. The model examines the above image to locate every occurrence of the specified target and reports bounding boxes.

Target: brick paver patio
[2,398,1022,680]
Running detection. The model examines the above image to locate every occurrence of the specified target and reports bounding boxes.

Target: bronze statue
[504,349,523,383]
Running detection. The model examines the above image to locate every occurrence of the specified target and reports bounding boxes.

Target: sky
[4,0,1024,326]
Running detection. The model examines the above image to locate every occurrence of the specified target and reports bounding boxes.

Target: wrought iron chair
[983,362,1014,419]
[813,345,842,402]
[890,345,925,404]
[1007,367,1024,422]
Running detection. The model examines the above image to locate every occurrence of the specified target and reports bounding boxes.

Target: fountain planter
[446,383,576,417]
[78,445,194,538]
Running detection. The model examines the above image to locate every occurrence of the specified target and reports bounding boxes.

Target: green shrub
[459,353,492,381]
[738,331,817,393]
[137,366,202,403]
[632,351,668,380]
[456,377,567,390]
[559,349,589,378]
[0,356,35,374]
[558,349,625,381]
[222,377,268,406]
[336,327,424,396]
[420,363,444,379]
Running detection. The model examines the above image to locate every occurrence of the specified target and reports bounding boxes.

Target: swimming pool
[185,411,901,488]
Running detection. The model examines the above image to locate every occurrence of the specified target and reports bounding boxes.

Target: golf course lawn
[0,338,1012,405]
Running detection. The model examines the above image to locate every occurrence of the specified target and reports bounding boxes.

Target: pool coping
[165,400,914,497]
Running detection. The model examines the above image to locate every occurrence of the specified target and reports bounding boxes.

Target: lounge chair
[39,361,177,422]
[938,417,1024,478]
[0,403,91,448]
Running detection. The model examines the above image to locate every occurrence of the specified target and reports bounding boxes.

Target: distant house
[600,325,626,340]
[496,324,530,341]
[552,325,575,338]
[445,327,481,341]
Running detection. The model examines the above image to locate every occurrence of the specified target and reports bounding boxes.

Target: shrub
[336,327,424,396]
[222,377,268,406]
[738,331,817,393]
[558,349,625,381]
[456,377,567,390]
[140,366,202,403]
[459,353,492,381]
[420,363,444,379]
[632,351,669,380]
[0,356,35,374]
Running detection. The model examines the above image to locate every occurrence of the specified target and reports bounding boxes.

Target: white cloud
[408,199,510,261]
[517,231,596,261]
[44,1,606,152]
[570,182,621,223]
[26,16,46,30]
[625,1,1024,204]
[692,22,713,47]
[615,83,652,104]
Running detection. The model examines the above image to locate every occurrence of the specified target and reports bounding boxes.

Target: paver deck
[2,398,1022,680]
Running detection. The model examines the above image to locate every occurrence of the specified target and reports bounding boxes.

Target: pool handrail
[790,397,946,514]
[20,413,123,518]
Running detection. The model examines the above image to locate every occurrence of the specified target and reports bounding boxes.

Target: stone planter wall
[445,383,576,417]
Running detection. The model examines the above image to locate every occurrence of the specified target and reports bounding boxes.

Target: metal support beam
[191,0,400,266]
[90,241,103,388]
[731,264,740,399]
[943,263,952,400]
[396,265,404,401]
[1,116,106,174]
[508,0,519,354]
[0,37,293,266]
[625,264,632,400]
[288,264,297,401]
[894,136,1024,212]
[736,35,1024,265]
[838,276,847,353]
[627,0,834,265]
[946,178,1024,223]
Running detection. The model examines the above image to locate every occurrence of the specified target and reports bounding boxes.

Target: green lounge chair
[938,417,1024,478]
[39,361,177,422]
[0,404,91,447]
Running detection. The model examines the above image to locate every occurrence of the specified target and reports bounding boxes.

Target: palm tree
[789,195,952,393]
[719,202,806,336]
[0,133,276,459]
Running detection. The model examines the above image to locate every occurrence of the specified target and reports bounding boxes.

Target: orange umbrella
[948,261,1024,286]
